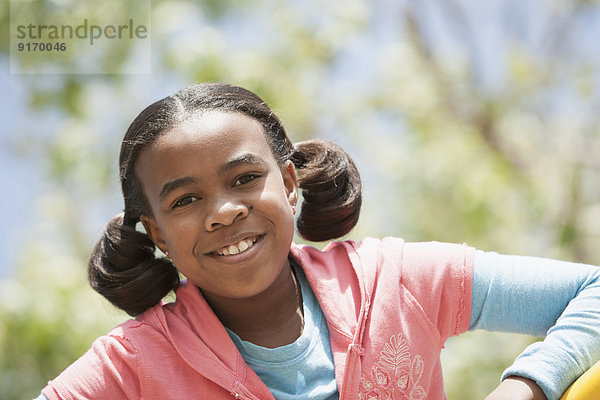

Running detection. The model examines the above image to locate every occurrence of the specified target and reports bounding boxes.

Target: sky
[1,64,43,278]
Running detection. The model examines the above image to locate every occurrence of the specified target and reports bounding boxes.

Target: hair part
[88,83,362,315]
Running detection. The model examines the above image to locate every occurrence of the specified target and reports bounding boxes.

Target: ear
[140,214,168,253]
[281,160,298,208]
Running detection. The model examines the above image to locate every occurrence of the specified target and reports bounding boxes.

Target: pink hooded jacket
[42,237,474,400]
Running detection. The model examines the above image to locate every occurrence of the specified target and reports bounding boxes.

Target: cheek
[276,205,296,234]
[160,214,202,251]
[260,182,294,221]
[272,196,296,241]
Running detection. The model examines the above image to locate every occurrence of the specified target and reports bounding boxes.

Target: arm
[470,250,600,400]
[486,376,547,400]
[41,333,140,399]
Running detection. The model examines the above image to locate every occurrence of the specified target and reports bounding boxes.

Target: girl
[39,83,600,400]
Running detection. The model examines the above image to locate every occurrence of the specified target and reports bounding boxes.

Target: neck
[202,260,304,348]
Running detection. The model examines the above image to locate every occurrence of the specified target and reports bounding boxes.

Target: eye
[173,195,200,208]
[234,174,259,186]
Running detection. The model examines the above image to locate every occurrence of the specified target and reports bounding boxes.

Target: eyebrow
[218,152,267,174]
[158,176,197,201]
[158,153,267,201]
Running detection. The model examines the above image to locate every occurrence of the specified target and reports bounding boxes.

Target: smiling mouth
[214,235,262,256]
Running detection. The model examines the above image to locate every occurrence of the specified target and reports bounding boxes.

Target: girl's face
[137,111,298,301]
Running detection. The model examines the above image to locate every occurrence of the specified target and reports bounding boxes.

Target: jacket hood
[289,240,378,397]
[135,240,377,398]
[289,241,375,340]
[137,280,273,399]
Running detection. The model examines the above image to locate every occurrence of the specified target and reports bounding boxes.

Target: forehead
[135,111,276,190]
[156,110,268,150]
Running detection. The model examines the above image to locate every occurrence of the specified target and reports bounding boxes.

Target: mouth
[212,235,263,256]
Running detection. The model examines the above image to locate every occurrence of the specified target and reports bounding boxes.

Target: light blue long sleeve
[470,250,600,400]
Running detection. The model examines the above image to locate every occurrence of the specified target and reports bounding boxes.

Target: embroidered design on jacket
[359,333,426,400]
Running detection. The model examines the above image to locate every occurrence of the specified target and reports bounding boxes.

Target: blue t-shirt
[226,265,338,400]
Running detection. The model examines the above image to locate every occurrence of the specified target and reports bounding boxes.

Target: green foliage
[0,244,126,399]
[2,0,600,398]
[442,331,539,400]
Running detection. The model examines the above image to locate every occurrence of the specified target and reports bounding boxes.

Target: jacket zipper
[230,381,263,400]
[339,298,371,398]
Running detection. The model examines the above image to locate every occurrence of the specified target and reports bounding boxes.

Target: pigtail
[290,139,362,242]
[88,213,180,317]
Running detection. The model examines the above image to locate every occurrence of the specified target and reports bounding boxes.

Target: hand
[485,376,547,400]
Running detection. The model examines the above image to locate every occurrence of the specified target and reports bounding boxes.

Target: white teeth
[218,237,257,256]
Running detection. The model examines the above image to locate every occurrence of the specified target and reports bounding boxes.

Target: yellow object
[560,359,600,399]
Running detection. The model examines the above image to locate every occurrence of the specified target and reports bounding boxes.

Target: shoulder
[290,237,405,290]
[41,322,144,399]
[291,236,400,261]
[401,240,474,272]
[290,237,405,273]
[292,237,473,271]
[106,318,152,346]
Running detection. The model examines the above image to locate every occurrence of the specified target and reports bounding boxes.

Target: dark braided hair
[89,83,362,316]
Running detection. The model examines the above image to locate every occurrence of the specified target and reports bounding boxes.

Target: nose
[204,197,249,231]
